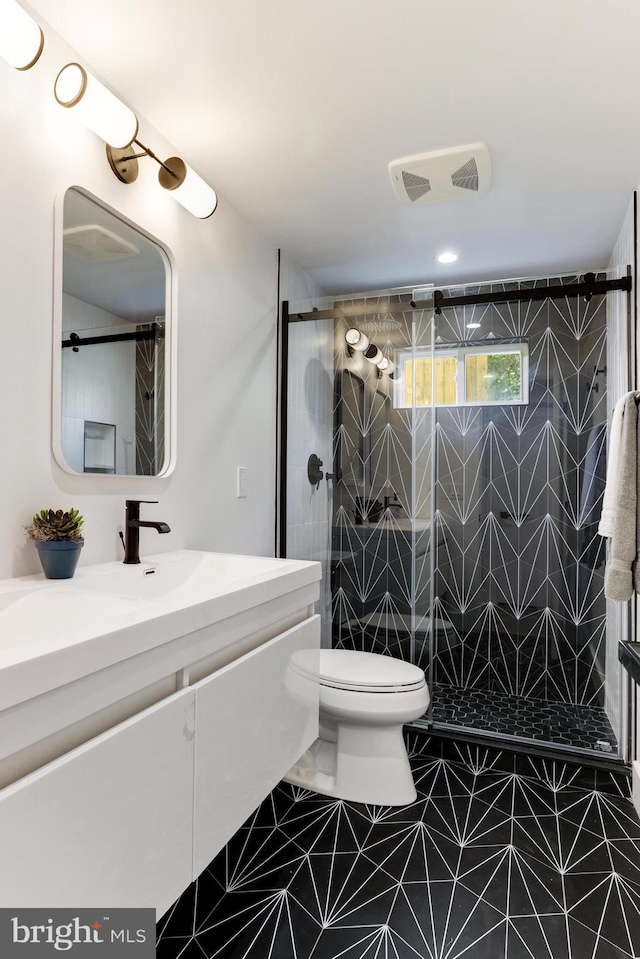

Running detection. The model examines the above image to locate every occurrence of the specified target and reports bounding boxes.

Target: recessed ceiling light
[466,322,481,329]
[436,251,458,264]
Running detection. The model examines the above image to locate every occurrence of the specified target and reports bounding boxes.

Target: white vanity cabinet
[193,616,319,877]
[0,552,322,918]
[0,688,196,917]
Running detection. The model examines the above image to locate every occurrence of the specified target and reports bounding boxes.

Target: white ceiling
[28,0,640,293]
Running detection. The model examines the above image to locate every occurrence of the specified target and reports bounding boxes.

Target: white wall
[61,294,136,474]
[0,24,310,578]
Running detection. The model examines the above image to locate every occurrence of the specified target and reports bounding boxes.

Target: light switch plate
[237,467,248,498]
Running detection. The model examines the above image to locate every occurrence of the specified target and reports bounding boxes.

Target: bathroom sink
[0,587,36,613]
[0,550,321,711]
[0,586,145,646]
[71,551,296,602]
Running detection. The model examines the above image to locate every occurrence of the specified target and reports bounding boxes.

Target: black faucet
[383,488,402,512]
[123,500,171,565]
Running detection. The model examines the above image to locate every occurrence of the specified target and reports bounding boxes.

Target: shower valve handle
[307,453,324,489]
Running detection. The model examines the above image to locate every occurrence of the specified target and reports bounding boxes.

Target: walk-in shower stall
[280,271,633,763]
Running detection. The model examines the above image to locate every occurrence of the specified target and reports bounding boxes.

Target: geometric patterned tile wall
[328,278,612,741]
[135,320,165,476]
[430,277,608,709]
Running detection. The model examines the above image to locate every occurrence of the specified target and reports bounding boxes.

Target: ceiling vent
[389,143,491,206]
[63,224,140,262]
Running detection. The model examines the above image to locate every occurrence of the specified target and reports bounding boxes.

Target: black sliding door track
[289,274,631,322]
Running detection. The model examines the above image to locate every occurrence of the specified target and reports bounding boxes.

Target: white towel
[603,394,638,601]
[598,391,636,537]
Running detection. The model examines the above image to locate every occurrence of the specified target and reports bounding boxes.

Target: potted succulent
[25,508,84,580]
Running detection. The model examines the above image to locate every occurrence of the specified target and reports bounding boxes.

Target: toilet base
[284,722,418,806]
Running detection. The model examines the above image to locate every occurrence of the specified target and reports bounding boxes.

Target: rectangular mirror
[53,187,174,476]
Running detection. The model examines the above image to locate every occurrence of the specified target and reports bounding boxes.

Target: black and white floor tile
[157,748,640,958]
[429,684,618,754]
[406,732,631,800]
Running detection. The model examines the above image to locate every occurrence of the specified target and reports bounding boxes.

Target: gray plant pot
[34,539,84,580]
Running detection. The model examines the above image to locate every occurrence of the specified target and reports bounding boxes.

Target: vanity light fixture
[436,251,458,264]
[377,357,395,374]
[106,142,218,219]
[54,63,138,149]
[345,328,370,352]
[0,0,44,70]
[54,62,218,219]
[345,328,379,363]
[364,344,384,365]
[346,328,395,375]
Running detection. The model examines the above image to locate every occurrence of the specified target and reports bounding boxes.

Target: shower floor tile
[157,756,640,959]
[431,683,618,753]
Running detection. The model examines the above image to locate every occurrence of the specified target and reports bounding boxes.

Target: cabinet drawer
[193,615,320,878]
[0,687,195,918]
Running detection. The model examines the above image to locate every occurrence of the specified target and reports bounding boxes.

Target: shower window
[395,340,529,407]
[400,354,457,407]
[464,345,527,404]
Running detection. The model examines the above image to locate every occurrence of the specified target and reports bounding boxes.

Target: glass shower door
[284,274,625,761]
[284,305,335,646]
[329,298,431,663]
[425,276,623,758]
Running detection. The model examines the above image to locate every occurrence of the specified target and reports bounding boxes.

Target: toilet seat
[292,649,426,694]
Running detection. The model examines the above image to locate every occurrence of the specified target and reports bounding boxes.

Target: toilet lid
[291,649,426,692]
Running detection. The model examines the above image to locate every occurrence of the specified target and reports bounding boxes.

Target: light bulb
[0,0,43,70]
[54,63,138,149]
[377,357,395,374]
[364,344,383,365]
[158,157,218,219]
[345,328,369,352]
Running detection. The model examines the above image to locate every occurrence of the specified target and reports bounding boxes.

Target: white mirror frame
[52,185,177,478]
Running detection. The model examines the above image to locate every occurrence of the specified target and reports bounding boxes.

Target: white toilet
[284,649,429,806]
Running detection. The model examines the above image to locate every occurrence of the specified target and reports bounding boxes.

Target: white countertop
[0,550,321,711]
